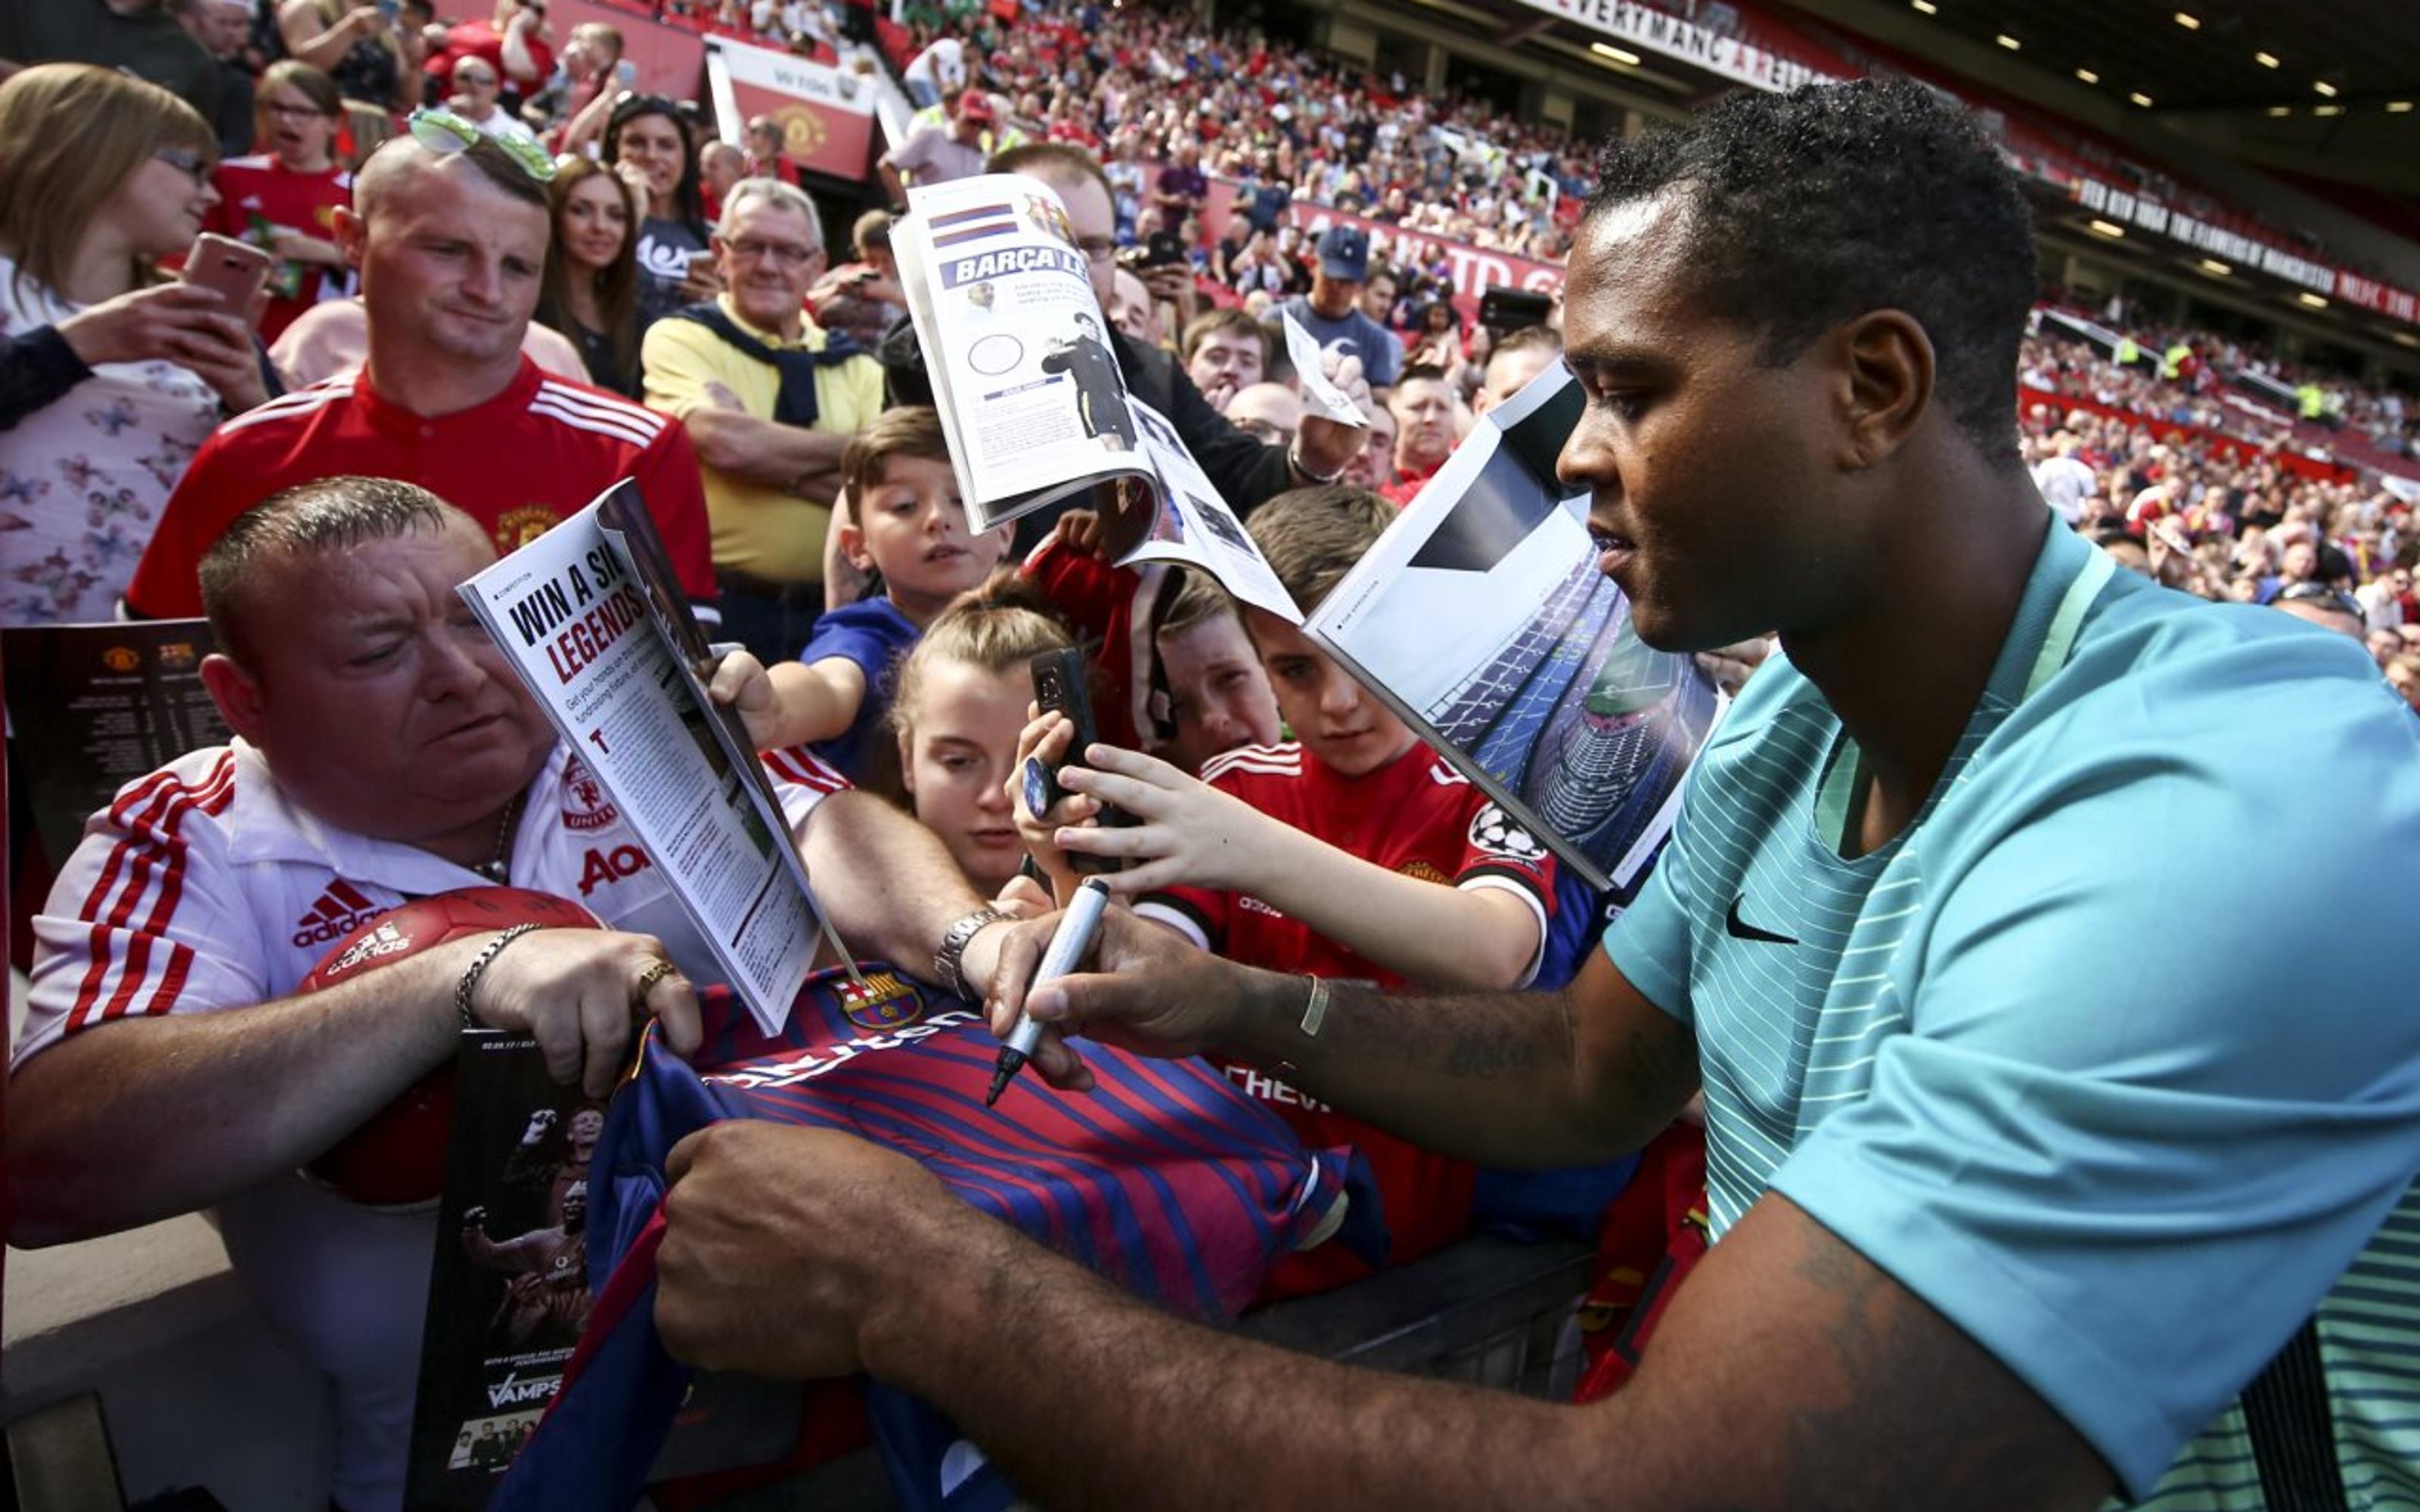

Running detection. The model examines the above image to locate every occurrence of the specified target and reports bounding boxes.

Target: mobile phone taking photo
[181,233,273,319]
[1028,646,1133,872]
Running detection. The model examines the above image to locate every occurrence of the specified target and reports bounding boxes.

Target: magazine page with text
[457,484,824,1033]
[897,172,1157,530]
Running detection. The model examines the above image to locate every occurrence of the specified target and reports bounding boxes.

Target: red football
[301,886,599,1207]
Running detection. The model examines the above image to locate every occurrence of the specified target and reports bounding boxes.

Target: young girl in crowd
[603,94,716,331]
[886,592,1072,900]
[0,64,268,627]
[535,157,643,398]
[206,60,352,343]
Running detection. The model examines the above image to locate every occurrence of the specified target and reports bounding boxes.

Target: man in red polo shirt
[126,129,717,621]
[1378,364,1458,506]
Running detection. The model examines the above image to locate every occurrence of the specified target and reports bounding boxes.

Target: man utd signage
[704,35,876,184]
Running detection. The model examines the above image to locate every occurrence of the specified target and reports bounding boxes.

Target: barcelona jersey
[495,965,1373,1511]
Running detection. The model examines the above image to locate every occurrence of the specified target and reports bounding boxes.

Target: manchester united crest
[493,506,562,554]
[560,757,620,832]
[778,107,825,156]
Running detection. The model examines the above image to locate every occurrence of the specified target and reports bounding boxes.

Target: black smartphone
[1028,646,1131,873]
[1143,230,1188,268]
[1478,286,1555,339]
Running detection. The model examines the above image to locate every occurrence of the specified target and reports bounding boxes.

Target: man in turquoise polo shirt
[645,79,2420,1511]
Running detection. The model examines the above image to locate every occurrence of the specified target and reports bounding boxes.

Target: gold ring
[633,958,681,999]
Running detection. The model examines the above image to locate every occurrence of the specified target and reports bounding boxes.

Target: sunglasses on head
[2277,581,2363,619]
[407,106,556,183]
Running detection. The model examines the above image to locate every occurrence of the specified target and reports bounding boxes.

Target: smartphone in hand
[1029,646,1133,872]
[181,233,273,319]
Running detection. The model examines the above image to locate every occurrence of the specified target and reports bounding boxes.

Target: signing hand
[657,1121,969,1379]
[1051,742,1283,894]
[1295,349,1371,479]
[466,928,701,1098]
[984,903,1247,1089]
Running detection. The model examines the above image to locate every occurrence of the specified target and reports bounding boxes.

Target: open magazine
[895,172,1153,531]
[901,172,1716,891]
[1301,368,1727,891]
[458,479,848,1035]
[897,175,1355,579]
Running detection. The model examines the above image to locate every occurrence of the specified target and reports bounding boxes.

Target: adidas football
[302,887,599,1207]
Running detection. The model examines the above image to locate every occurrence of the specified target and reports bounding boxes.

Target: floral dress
[0,256,222,625]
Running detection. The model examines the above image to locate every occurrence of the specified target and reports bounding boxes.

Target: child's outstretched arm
[706,649,870,753]
[1053,744,1545,991]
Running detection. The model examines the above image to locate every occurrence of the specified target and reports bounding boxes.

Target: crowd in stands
[2021,319,2420,468]
[4,3,2420,1507]
[2018,401,2420,709]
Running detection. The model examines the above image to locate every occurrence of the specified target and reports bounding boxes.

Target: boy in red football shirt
[1036,485,1566,1296]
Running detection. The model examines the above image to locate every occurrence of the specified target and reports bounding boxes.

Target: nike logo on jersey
[1724,896,1797,946]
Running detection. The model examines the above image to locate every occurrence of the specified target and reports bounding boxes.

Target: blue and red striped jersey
[496,965,1373,1512]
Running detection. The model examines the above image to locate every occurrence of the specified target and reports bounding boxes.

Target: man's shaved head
[353,133,546,221]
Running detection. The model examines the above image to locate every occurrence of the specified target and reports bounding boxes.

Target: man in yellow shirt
[642,176,883,662]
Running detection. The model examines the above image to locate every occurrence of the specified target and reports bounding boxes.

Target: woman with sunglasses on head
[534,157,644,398]
[206,60,353,343]
[603,94,720,332]
[0,65,271,627]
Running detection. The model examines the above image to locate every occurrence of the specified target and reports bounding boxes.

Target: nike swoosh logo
[1726,896,1797,946]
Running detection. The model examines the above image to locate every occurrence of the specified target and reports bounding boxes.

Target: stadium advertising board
[703,35,877,183]
[2071,177,2420,328]
[1504,0,1844,94]
[1202,181,1565,321]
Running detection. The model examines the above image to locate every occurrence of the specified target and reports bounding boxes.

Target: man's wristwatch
[1287,437,1346,485]
[933,906,1013,999]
